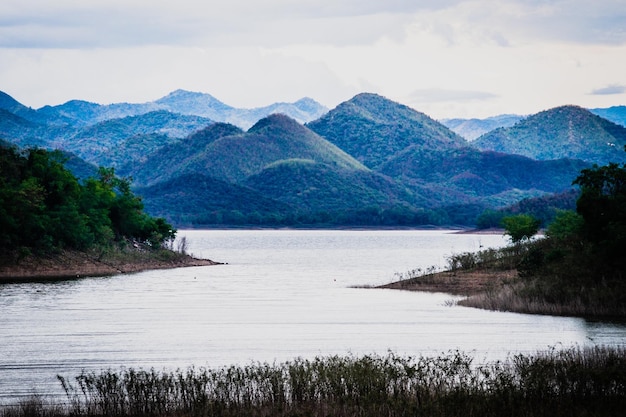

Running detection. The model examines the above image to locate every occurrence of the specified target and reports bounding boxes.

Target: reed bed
[2,347,625,417]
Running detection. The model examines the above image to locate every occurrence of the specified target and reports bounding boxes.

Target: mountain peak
[155,89,233,113]
[248,113,306,135]
[0,91,32,115]
[474,104,626,164]
[307,93,466,169]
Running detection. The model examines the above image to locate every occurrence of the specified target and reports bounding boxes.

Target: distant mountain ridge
[441,106,626,140]
[441,114,524,141]
[473,105,626,165]
[5,89,328,130]
[2,89,623,227]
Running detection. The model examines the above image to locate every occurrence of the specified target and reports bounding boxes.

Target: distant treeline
[0,145,175,261]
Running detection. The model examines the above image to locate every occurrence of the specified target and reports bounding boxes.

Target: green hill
[591,105,626,127]
[135,173,294,226]
[379,147,589,206]
[60,110,212,165]
[307,93,466,169]
[127,114,366,186]
[243,159,419,212]
[119,122,244,186]
[473,105,626,165]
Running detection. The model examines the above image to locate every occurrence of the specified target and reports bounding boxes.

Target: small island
[0,145,219,282]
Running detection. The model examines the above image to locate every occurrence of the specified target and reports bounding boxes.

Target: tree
[546,210,584,241]
[0,145,176,256]
[501,214,541,244]
[573,156,626,267]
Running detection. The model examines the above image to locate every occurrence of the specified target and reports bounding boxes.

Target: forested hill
[307,93,466,169]
[121,113,366,186]
[2,90,623,228]
[473,105,626,165]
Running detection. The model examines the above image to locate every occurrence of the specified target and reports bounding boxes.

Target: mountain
[0,91,46,124]
[127,114,430,225]
[135,173,295,226]
[3,90,621,228]
[118,122,245,185]
[31,89,327,130]
[379,146,589,208]
[154,89,234,115]
[36,99,161,127]
[124,114,366,186]
[243,159,419,213]
[473,105,626,165]
[66,110,211,144]
[307,93,466,169]
[153,89,329,129]
[441,114,524,141]
[0,108,56,148]
[590,105,626,127]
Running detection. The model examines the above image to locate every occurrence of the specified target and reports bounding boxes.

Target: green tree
[1,145,176,257]
[573,156,626,267]
[501,214,541,244]
[546,210,584,241]
[476,209,505,229]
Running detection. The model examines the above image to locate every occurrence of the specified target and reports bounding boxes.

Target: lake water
[1,229,625,404]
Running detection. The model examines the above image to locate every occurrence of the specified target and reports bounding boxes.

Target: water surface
[1,229,625,403]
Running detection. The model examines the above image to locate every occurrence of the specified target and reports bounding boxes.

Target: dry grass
[3,347,626,417]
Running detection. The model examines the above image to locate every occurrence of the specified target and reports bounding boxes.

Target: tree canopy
[0,145,175,259]
[573,153,626,268]
[501,214,541,244]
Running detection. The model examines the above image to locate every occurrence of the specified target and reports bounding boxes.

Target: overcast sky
[1,0,625,119]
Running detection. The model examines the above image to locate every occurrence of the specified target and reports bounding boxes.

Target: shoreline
[0,249,221,283]
[378,267,517,296]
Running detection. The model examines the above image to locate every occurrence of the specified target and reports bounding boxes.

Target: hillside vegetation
[2,90,625,228]
[0,145,179,268]
[474,105,626,165]
[307,93,466,169]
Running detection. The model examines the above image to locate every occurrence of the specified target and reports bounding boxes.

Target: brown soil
[378,268,518,296]
[0,249,221,283]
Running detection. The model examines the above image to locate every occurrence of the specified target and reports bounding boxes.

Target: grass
[2,347,625,417]
[386,236,626,319]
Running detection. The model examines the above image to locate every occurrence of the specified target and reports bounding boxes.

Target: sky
[1,0,625,119]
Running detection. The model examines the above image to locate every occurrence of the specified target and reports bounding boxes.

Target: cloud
[407,88,498,103]
[0,0,463,49]
[590,84,626,95]
[414,0,626,47]
[2,0,625,51]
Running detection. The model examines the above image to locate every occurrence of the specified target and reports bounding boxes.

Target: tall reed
[3,347,624,417]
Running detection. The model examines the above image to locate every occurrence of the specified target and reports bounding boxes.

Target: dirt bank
[0,249,221,283]
[378,267,518,296]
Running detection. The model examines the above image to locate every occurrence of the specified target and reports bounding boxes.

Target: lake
[1,229,625,404]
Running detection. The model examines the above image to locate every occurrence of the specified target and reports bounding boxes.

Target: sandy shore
[0,249,220,283]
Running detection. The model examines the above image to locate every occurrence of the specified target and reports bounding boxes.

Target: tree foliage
[501,214,541,244]
[0,145,175,258]
[573,154,626,267]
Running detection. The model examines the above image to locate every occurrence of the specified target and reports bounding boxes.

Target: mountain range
[2,89,625,227]
[473,105,626,165]
[441,106,626,140]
